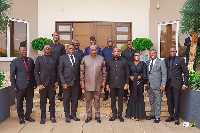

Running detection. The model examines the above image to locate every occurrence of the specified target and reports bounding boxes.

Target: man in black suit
[10,44,36,124]
[106,47,129,122]
[35,43,59,124]
[121,40,137,102]
[59,44,80,123]
[50,32,66,101]
[164,47,189,125]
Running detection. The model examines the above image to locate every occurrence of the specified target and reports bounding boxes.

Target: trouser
[104,88,109,98]
[148,88,162,119]
[16,83,34,119]
[166,85,181,120]
[58,82,63,98]
[85,91,100,117]
[110,88,124,116]
[124,89,128,99]
[63,83,79,118]
[39,82,55,119]
[78,85,82,99]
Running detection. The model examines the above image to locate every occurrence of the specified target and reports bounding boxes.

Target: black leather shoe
[154,118,160,123]
[58,97,63,101]
[78,98,84,101]
[146,115,155,120]
[40,118,45,124]
[66,118,70,123]
[123,97,128,102]
[118,116,124,122]
[85,117,92,123]
[25,117,35,122]
[102,97,108,101]
[50,118,57,123]
[19,118,25,124]
[175,120,180,125]
[95,117,101,123]
[72,116,80,121]
[165,117,175,122]
[109,116,117,121]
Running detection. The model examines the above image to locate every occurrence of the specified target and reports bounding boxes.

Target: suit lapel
[152,58,159,70]
[146,60,150,71]
[19,57,27,71]
[65,54,73,68]
[173,57,178,67]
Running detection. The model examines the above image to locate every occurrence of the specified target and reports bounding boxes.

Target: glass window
[117,27,128,32]
[59,25,71,32]
[117,35,128,40]
[60,35,70,40]
[0,32,7,57]
[179,34,189,57]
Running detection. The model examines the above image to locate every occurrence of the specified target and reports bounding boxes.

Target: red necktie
[23,59,30,80]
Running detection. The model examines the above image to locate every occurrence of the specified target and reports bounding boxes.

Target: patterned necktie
[23,59,30,80]
[70,55,75,67]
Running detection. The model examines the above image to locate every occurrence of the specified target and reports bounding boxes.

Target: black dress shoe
[25,117,35,122]
[154,118,160,123]
[109,116,117,121]
[85,117,92,123]
[118,116,124,122]
[175,120,180,125]
[58,97,63,101]
[102,97,108,101]
[19,118,25,124]
[165,117,175,122]
[146,115,155,120]
[50,118,57,123]
[95,117,101,123]
[78,98,84,101]
[40,118,45,124]
[66,118,70,123]
[72,116,80,121]
[123,97,128,102]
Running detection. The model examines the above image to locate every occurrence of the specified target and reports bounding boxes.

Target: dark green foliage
[132,38,153,51]
[188,70,200,90]
[0,71,5,87]
[180,0,200,34]
[31,37,53,50]
[0,0,12,34]
[195,47,200,67]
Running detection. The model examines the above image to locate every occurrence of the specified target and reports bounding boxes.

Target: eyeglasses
[134,55,140,57]
[44,47,51,49]
[69,48,75,50]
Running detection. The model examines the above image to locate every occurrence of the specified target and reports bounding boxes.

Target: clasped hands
[81,82,106,90]
[38,82,59,90]
[106,84,128,91]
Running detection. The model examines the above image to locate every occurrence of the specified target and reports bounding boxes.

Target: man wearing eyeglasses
[35,43,59,124]
[59,44,81,123]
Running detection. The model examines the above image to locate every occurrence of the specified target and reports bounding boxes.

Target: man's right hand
[106,85,110,91]
[38,84,45,90]
[63,84,68,89]
[81,84,85,89]
[145,86,148,91]
[130,76,134,81]
[189,42,191,45]
[13,88,17,92]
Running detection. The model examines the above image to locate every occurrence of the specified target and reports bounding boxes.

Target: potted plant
[0,71,5,87]
[132,38,153,61]
[31,37,53,55]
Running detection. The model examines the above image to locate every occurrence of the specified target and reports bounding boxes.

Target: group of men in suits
[10,33,189,125]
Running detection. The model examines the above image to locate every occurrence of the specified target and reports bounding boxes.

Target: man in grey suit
[145,49,167,123]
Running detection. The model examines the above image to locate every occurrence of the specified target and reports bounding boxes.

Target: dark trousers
[63,83,79,118]
[16,83,34,118]
[110,88,124,116]
[39,82,55,119]
[78,85,82,99]
[58,83,63,98]
[104,88,109,98]
[124,89,128,99]
[166,85,181,120]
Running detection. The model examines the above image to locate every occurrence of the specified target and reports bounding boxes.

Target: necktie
[150,59,154,72]
[23,59,30,80]
[70,55,75,67]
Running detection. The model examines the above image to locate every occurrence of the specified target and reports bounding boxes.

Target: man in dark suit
[184,35,200,70]
[121,40,137,102]
[59,44,81,123]
[164,47,189,125]
[50,32,66,101]
[106,47,129,122]
[10,44,36,124]
[35,43,59,124]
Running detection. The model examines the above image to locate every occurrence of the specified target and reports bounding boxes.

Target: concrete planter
[180,88,200,129]
[0,85,15,123]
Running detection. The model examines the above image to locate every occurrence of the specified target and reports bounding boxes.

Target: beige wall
[38,0,150,39]
[0,0,38,71]
[149,0,185,56]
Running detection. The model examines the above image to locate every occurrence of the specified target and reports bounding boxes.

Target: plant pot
[0,85,15,123]
[180,88,200,129]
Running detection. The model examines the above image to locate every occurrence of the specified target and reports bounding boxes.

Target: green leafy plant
[188,70,200,90]
[0,70,5,87]
[132,38,153,53]
[194,47,200,67]
[0,0,12,34]
[31,37,53,50]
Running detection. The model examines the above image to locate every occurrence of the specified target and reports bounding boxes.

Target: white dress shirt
[68,54,75,67]
[148,58,157,71]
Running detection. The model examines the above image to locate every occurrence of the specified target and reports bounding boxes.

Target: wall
[0,0,38,71]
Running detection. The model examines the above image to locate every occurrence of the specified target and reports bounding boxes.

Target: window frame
[0,18,29,61]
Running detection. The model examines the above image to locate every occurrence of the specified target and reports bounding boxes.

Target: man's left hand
[124,84,128,90]
[181,86,186,92]
[55,82,59,90]
[101,82,105,88]
[160,86,165,92]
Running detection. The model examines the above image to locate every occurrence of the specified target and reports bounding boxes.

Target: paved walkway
[0,117,199,133]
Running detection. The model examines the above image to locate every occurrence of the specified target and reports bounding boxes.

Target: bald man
[80,45,107,123]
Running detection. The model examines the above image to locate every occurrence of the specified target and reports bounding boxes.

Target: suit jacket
[164,56,189,89]
[146,58,167,89]
[80,55,107,91]
[106,56,130,89]
[184,37,200,55]
[34,54,59,86]
[59,54,80,86]
[10,56,36,90]
[121,49,137,62]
